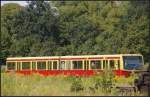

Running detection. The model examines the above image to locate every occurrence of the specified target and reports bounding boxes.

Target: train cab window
[59,61,65,70]
[109,60,115,69]
[37,62,46,70]
[7,62,16,70]
[53,61,58,70]
[22,62,30,70]
[48,61,52,70]
[72,61,83,69]
[90,60,101,69]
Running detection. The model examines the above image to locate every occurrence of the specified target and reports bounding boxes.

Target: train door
[32,62,36,70]
[109,60,115,70]
[17,62,21,71]
[103,60,108,69]
[114,60,120,70]
[48,61,52,70]
[53,61,58,70]
[59,61,65,70]
[84,60,89,70]
[66,60,72,70]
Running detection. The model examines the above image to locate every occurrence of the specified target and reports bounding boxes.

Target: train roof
[6,54,142,60]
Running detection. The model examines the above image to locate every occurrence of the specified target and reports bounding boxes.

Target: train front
[122,55,147,76]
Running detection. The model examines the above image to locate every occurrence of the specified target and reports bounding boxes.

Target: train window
[7,62,15,70]
[66,61,71,70]
[72,61,83,69]
[37,62,46,70]
[90,60,101,69]
[53,61,58,70]
[22,62,30,70]
[59,61,65,70]
[32,62,36,70]
[109,60,115,69]
[48,61,52,70]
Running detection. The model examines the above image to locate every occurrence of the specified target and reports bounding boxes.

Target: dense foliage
[1,1,149,63]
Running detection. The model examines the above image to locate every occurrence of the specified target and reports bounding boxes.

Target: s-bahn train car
[5,54,145,77]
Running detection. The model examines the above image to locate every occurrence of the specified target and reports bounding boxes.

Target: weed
[1,71,148,96]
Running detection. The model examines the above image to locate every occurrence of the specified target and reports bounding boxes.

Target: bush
[143,63,149,70]
[70,77,84,92]
[100,68,115,92]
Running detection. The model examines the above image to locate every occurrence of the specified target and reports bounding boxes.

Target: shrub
[100,68,115,93]
[70,77,84,92]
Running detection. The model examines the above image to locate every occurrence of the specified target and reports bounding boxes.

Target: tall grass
[1,65,6,73]
[1,70,148,96]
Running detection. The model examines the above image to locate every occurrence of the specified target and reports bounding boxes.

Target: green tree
[9,1,59,56]
[1,3,23,59]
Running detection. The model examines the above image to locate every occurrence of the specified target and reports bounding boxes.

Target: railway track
[115,70,149,95]
[115,86,136,95]
[134,71,149,93]
[90,71,149,95]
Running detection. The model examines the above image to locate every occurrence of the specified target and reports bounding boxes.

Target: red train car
[5,54,144,77]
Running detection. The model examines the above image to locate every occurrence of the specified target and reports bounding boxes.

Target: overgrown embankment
[1,70,148,96]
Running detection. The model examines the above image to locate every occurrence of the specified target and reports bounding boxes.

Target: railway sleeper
[115,86,136,95]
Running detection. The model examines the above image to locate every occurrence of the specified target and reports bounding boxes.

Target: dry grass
[1,71,148,96]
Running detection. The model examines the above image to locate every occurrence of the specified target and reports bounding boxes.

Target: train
[5,54,145,77]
